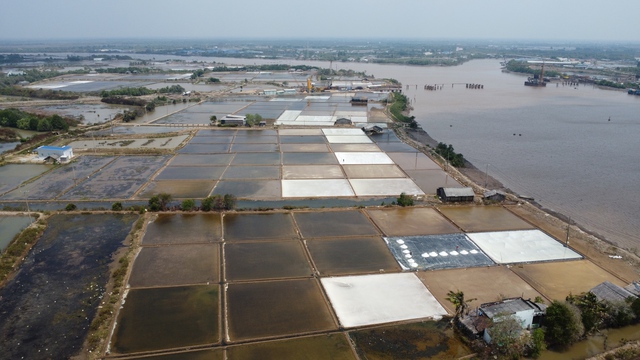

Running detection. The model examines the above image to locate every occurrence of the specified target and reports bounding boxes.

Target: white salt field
[321,273,448,328]
[282,179,355,198]
[335,152,394,165]
[466,229,582,264]
[350,179,425,197]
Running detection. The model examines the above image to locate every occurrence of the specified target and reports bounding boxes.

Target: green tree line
[0,108,79,132]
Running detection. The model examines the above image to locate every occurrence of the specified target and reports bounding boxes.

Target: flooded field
[170,153,234,166]
[367,207,460,236]
[68,135,187,151]
[89,125,190,136]
[213,179,282,199]
[306,237,400,276]
[227,334,356,360]
[126,348,224,360]
[143,214,222,245]
[112,285,220,354]
[129,244,220,287]
[0,215,33,251]
[61,155,169,200]
[1,156,113,200]
[155,166,226,180]
[0,163,52,195]
[223,213,297,241]
[294,210,379,238]
[438,205,535,232]
[226,279,336,341]
[417,266,545,313]
[224,241,312,281]
[350,320,472,360]
[137,180,216,199]
[0,213,137,359]
[32,103,127,125]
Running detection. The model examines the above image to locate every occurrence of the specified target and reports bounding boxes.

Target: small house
[484,190,506,202]
[36,145,73,162]
[437,187,474,202]
[220,115,246,126]
[263,89,277,96]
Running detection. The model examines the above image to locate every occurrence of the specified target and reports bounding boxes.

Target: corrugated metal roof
[38,145,71,151]
[443,187,474,197]
[591,281,637,303]
[481,298,546,318]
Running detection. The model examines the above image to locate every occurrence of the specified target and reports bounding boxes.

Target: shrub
[396,192,414,207]
[65,203,77,211]
[181,199,196,211]
[111,202,123,211]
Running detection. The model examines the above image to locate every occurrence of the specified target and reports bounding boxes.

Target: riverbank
[394,125,640,283]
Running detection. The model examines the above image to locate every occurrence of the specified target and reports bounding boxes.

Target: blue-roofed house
[36,145,74,162]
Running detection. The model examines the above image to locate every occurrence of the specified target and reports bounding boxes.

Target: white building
[36,145,73,162]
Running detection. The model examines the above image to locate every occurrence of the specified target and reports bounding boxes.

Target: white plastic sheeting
[350,179,425,196]
[467,229,582,264]
[335,152,394,165]
[321,273,448,327]
[325,135,373,144]
[322,128,366,136]
[282,179,355,197]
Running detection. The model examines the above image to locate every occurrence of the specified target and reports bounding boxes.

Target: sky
[1,0,639,43]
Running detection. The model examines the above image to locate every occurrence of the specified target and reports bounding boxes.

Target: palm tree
[446,290,476,319]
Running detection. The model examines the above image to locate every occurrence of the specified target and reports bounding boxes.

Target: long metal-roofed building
[437,187,474,202]
[590,281,638,303]
[35,145,74,162]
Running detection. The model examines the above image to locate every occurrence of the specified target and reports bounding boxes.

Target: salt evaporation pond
[0,215,33,251]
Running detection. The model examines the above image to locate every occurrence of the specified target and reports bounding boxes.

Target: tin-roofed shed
[590,281,637,303]
[437,187,474,202]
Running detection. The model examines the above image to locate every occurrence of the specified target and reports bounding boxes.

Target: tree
[529,328,546,358]
[48,114,68,131]
[111,202,123,211]
[37,118,52,132]
[245,114,255,126]
[446,290,476,319]
[201,196,214,211]
[396,192,414,207]
[158,192,172,211]
[487,314,529,358]
[181,199,196,211]
[148,195,161,211]
[544,301,584,348]
[65,203,77,211]
[223,194,236,210]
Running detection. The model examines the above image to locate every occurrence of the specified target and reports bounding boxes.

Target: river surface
[161,56,637,250]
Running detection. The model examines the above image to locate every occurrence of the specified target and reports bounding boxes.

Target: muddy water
[224,241,312,281]
[540,323,640,360]
[223,213,297,241]
[0,213,137,359]
[0,163,53,195]
[226,278,337,341]
[294,210,379,238]
[143,213,222,245]
[227,333,356,360]
[0,215,33,251]
[305,237,400,276]
[350,319,472,360]
[112,285,220,354]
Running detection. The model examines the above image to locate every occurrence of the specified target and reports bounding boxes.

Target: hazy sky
[2,0,639,42]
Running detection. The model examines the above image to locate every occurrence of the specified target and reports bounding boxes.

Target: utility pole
[23,190,33,224]
[484,164,490,188]
[565,217,571,247]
